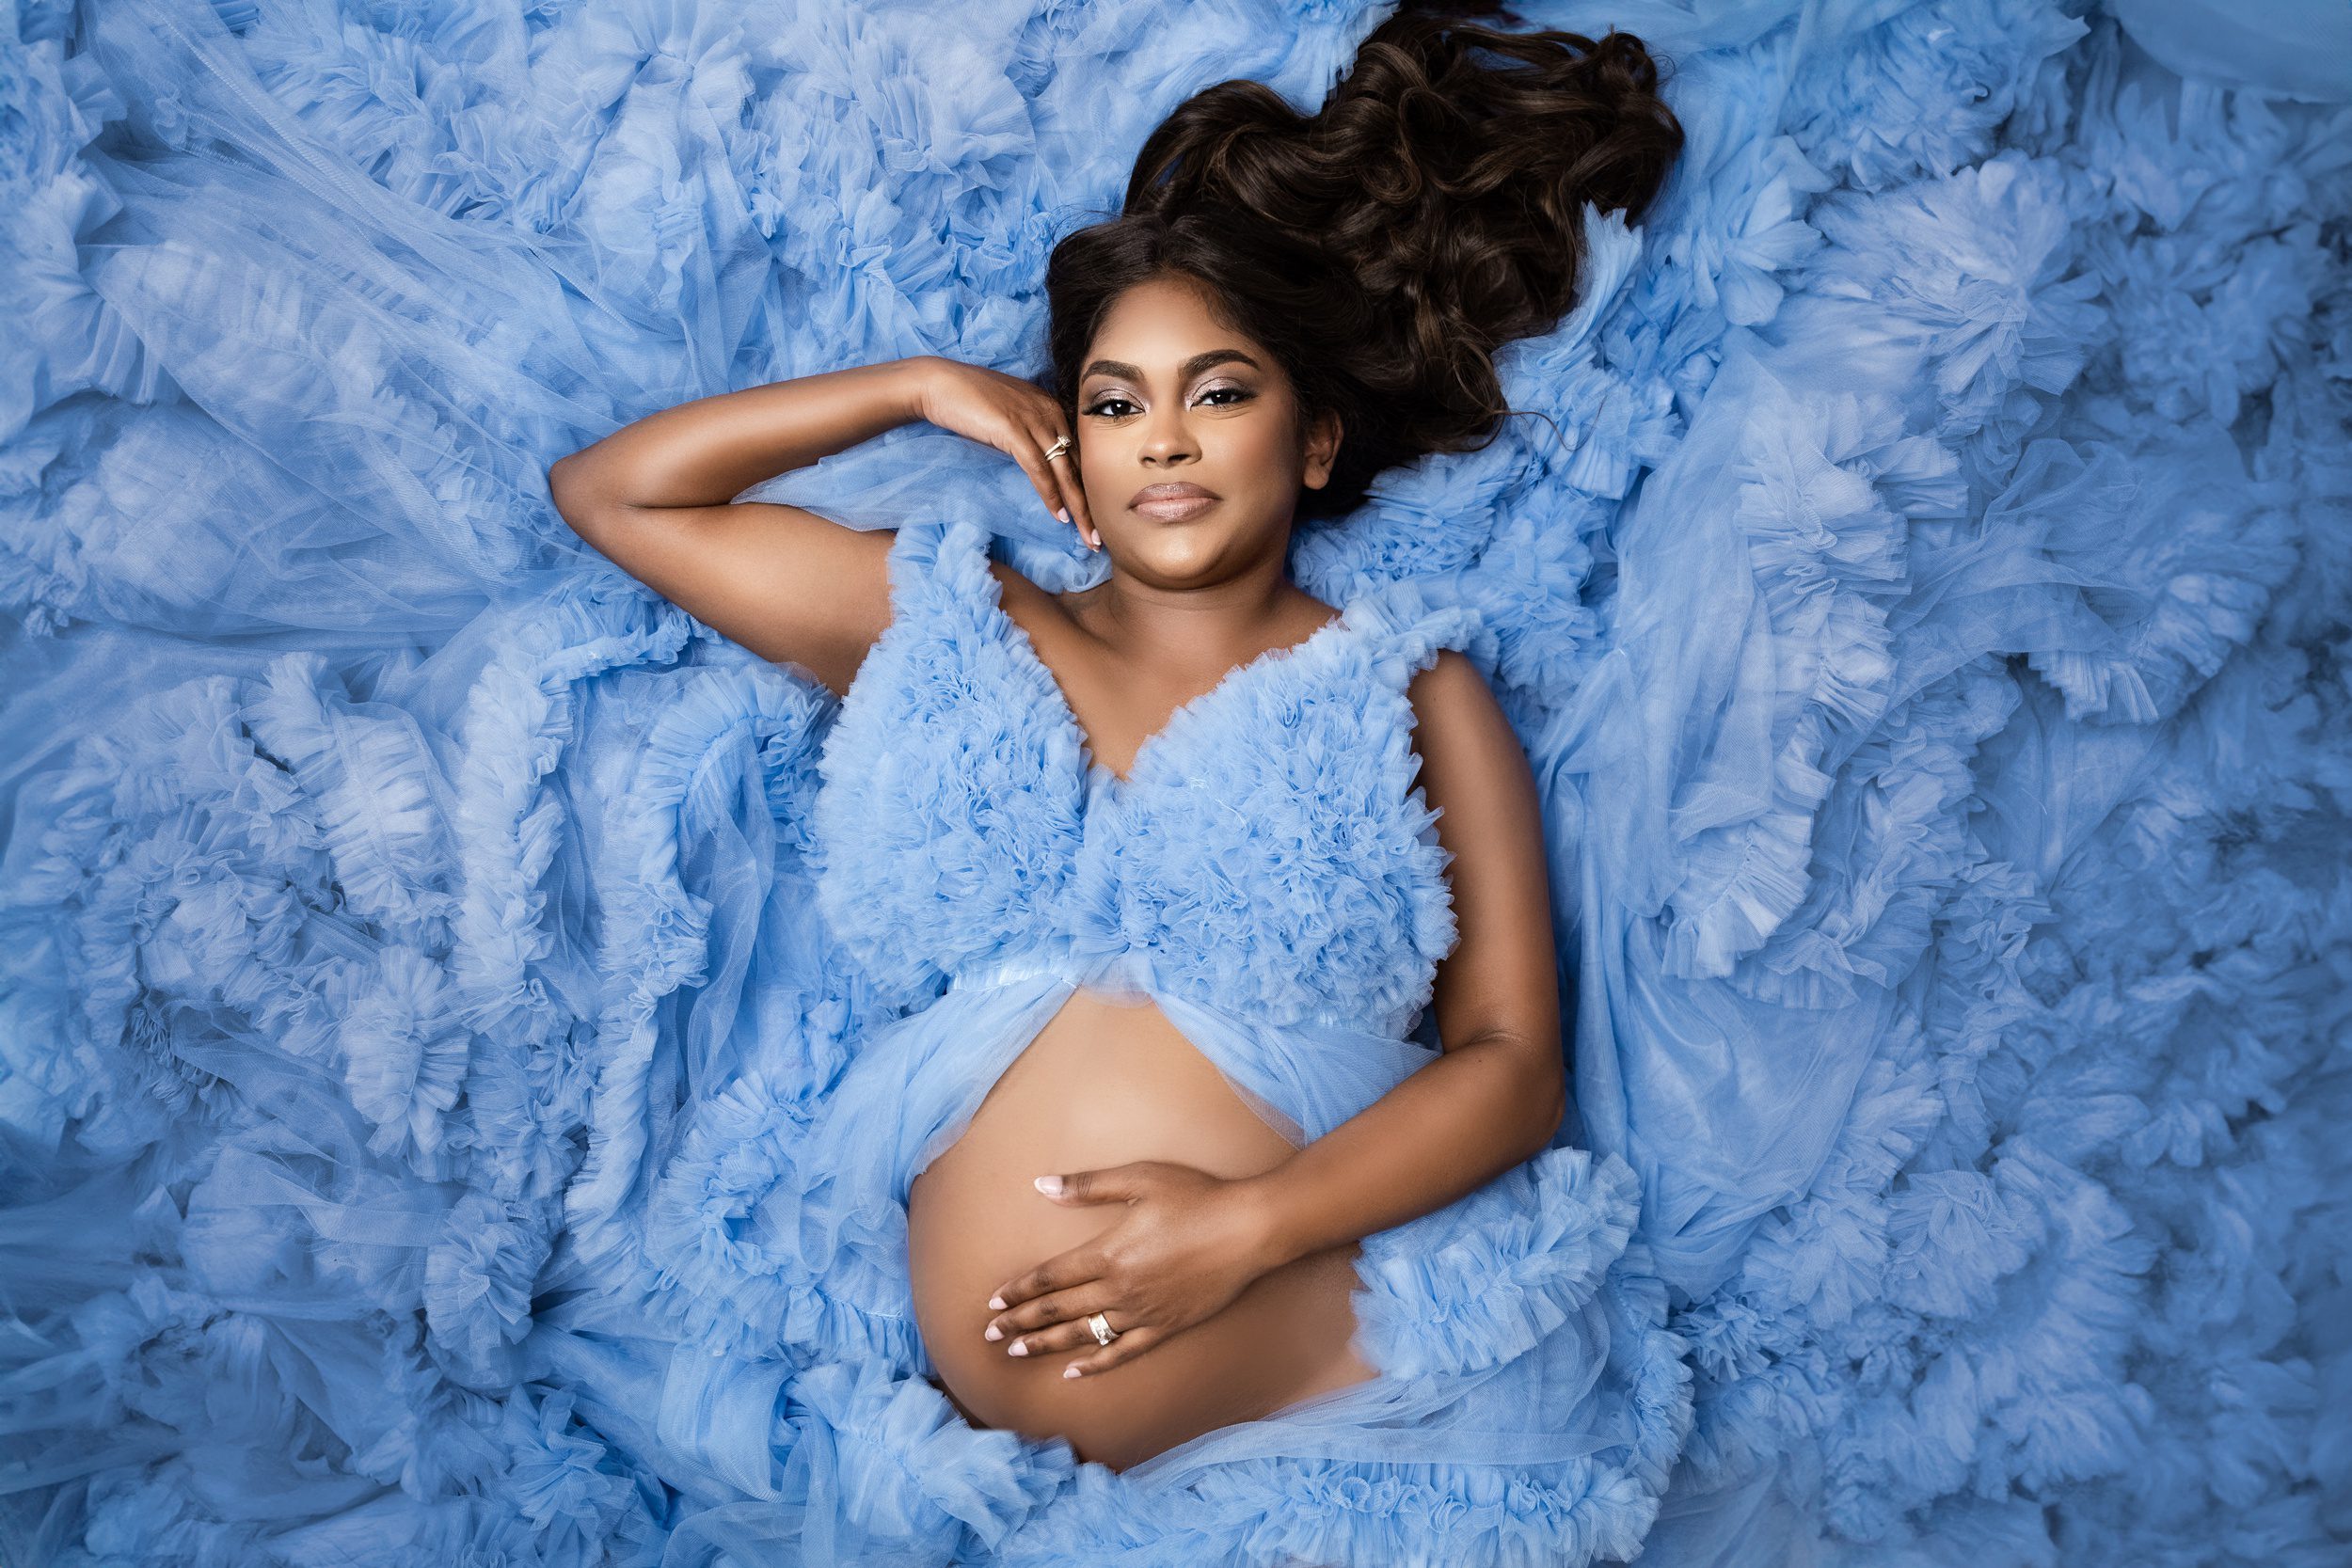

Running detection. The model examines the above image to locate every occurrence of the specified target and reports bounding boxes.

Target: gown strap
[1345,573,1495,691]
[876,517,1014,672]
[882,516,961,617]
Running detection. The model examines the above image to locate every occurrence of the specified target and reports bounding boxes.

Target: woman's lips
[1132,494,1218,521]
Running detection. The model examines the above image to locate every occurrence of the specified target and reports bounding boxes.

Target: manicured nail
[984,1323,1002,1341]
[1034,1175,1062,1196]
[1062,1366,1083,1379]
[1009,1339,1028,1357]
[988,1294,1007,1310]
[1057,507,1070,523]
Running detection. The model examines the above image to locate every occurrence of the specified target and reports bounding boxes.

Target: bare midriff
[905,985,1380,1472]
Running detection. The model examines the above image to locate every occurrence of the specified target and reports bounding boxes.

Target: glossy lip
[1129,481,1219,518]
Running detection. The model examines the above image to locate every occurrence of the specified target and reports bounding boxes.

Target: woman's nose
[1137,416,1199,465]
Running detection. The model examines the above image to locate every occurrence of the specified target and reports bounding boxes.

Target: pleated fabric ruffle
[592,922,1689,1565]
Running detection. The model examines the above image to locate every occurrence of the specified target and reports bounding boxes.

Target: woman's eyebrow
[1081,349,1263,383]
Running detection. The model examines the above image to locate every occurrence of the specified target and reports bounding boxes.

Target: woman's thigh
[906,990,1379,1472]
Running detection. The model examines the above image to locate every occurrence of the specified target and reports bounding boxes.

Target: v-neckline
[979,560,1362,795]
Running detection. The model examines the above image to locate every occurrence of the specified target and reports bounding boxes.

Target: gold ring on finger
[1086,1311,1118,1345]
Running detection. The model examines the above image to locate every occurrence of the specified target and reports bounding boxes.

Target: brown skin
[547,272,1568,1385]
[1033,272,1347,743]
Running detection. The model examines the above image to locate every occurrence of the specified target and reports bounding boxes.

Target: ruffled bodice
[808,517,1485,1039]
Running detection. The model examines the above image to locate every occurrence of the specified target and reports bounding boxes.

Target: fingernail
[1033,1175,1062,1196]
[988,1294,1007,1310]
[1057,507,1070,523]
[1009,1339,1028,1357]
[1063,1366,1083,1379]
[984,1324,1002,1341]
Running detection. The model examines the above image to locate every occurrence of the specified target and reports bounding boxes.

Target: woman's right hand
[908,356,1099,550]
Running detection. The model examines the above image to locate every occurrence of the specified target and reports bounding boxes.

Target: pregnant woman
[552,6,1691,1561]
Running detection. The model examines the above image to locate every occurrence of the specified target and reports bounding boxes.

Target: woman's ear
[1302,408,1343,490]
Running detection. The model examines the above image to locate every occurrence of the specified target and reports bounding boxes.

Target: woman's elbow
[1527,1074,1568,1158]
[546,456,632,548]
[1503,1040,1569,1159]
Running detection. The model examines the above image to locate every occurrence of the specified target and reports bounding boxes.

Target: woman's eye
[1084,387,1253,418]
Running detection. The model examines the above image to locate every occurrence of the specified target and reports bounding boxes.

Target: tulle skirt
[517,950,1693,1567]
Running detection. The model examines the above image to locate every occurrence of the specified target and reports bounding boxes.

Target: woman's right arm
[546,356,1092,697]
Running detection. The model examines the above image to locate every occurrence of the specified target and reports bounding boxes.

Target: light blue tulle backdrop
[1,0,2345,1563]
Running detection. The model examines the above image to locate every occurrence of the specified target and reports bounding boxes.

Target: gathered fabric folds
[719,504,1692,1562]
[577,949,1685,1568]
[3,0,2346,1564]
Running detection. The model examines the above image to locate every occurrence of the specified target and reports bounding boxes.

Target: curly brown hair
[1041,0,1686,524]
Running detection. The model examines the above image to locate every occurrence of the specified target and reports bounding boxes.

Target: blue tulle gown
[3,0,2346,1565]
[707,515,1681,1563]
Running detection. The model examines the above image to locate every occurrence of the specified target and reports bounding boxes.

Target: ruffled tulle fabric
[4,0,2345,1563]
[770,489,1689,1560]
[606,946,1687,1565]
[808,516,1477,1040]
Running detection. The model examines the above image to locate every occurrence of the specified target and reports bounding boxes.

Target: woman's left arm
[983,651,1569,1374]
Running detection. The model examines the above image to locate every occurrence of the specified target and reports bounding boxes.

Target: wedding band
[1042,435,1072,462]
[1086,1311,1118,1345]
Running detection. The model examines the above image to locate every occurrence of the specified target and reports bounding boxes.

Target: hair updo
[1041,0,1686,525]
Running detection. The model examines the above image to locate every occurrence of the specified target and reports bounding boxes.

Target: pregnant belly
[905,986,1378,1472]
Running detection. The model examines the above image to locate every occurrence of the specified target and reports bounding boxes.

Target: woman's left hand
[982,1162,1286,1377]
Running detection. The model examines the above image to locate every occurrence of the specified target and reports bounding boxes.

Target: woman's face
[1073,275,1341,585]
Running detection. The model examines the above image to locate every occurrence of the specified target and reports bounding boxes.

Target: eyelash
[1084,386,1254,419]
